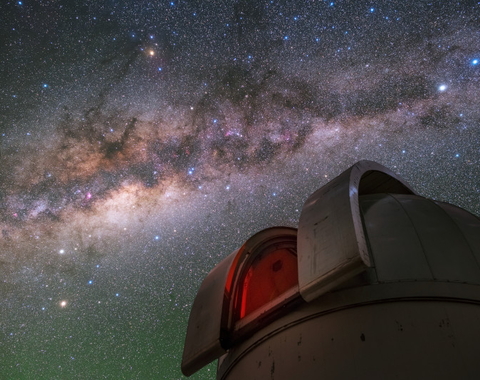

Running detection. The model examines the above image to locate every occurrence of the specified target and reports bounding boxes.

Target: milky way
[1,1,479,378]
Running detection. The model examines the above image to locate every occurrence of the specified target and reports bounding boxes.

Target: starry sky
[1,0,479,378]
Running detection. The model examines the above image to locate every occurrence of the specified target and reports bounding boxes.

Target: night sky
[1,0,479,378]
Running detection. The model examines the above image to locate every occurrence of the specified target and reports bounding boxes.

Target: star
[1,1,479,379]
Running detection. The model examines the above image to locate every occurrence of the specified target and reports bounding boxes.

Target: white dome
[360,193,480,284]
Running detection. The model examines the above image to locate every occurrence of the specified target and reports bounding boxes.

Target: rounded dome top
[360,193,480,285]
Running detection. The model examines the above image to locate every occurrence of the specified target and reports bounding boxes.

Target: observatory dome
[359,192,480,285]
[182,161,480,380]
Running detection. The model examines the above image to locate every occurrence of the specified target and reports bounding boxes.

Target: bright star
[438,84,447,92]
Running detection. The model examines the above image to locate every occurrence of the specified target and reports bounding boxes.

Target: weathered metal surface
[361,194,480,284]
[297,160,415,301]
[181,227,297,376]
[182,161,480,379]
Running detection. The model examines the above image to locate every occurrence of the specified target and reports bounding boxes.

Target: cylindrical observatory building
[181,160,480,379]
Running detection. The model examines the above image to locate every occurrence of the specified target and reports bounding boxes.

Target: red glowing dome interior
[239,247,298,319]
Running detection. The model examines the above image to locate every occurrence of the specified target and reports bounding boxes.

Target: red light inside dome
[239,248,298,319]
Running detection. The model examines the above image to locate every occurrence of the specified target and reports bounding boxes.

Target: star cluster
[1,1,479,379]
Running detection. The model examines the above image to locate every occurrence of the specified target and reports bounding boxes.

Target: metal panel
[399,196,480,284]
[182,227,298,376]
[297,160,415,302]
[218,297,480,380]
[181,249,237,376]
[360,193,434,282]
[436,201,480,268]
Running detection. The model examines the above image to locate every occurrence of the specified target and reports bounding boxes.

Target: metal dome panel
[360,194,480,284]
[359,193,434,282]
[181,249,237,376]
[181,227,298,377]
[297,160,416,302]
[436,201,480,267]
